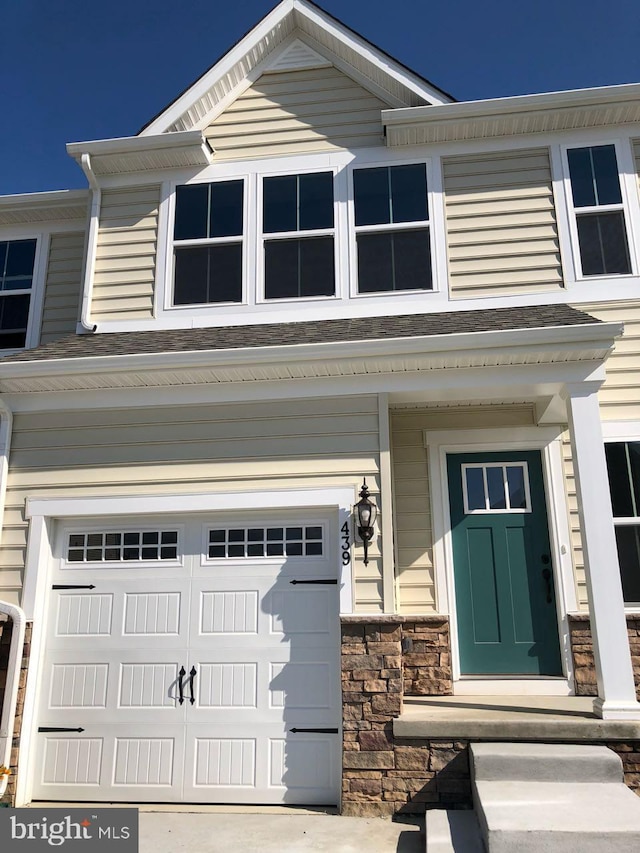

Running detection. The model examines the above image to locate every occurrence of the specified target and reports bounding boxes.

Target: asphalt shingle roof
[1,305,601,364]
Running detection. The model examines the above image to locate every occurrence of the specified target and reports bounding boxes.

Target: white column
[565,382,640,719]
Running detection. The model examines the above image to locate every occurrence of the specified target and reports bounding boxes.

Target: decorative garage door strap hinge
[289,579,337,585]
[52,584,96,590]
[289,728,339,733]
[38,727,85,733]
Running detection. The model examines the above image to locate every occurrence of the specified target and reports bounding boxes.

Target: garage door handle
[189,666,197,705]
[178,666,186,705]
[290,579,337,585]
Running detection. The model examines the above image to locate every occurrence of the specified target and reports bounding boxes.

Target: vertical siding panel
[443,147,563,297]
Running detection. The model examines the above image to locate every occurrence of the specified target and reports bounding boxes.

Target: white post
[565,382,640,719]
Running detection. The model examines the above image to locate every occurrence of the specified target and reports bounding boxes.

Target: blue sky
[3,0,640,196]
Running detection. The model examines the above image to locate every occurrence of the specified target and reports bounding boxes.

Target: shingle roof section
[0,305,601,365]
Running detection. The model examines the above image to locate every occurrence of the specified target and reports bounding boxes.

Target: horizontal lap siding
[39,232,85,343]
[391,405,536,614]
[205,67,387,158]
[443,148,563,298]
[92,185,160,321]
[0,396,382,612]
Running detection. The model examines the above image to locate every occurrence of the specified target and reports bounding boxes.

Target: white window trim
[347,157,439,300]
[559,137,638,282]
[0,231,49,354]
[163,173,250,313]
[256,163,341,306]
[61,522,184,569]
[201,519,328,564]
[601,430,640,613]
[424,426,576,691]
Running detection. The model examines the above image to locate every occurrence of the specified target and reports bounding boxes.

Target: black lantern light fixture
[355,479,377,565]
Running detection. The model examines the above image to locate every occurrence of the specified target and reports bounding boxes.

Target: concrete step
[471,742,623,784]
[425,810,484,853]
[474,780,640,853]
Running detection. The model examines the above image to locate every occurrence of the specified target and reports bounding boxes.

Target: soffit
[0,191,89,227]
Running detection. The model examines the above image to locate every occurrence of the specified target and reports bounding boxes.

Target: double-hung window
[0,238,37,348]
[605,441,640,604]
[262,171,335,300]
[353,163,432,293]
[172,180,244,305]
[566,145,632,277]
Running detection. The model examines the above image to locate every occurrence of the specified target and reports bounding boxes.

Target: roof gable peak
[140,0,453,136]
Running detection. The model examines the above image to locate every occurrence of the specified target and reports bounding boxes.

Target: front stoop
[471,743,640,852]
[425,810,483,852]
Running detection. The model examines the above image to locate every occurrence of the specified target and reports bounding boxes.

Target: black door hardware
[178,666,186,705]
[189,666,197,705]
[290,727,339,734]
[38,727,85,733]
[52,584,96,590]
[289,579,337,585]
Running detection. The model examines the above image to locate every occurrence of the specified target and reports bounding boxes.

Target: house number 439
[341,521,351,565]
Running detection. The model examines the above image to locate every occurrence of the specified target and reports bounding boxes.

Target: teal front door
[448,451,562,676]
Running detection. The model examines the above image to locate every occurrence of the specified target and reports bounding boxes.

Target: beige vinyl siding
[561,300,640,609]
[391,405,537,614]
[0,396,382,611]
[91,185,160,321]
[39,232,85,344]
[205,66,387,159]
[443,148,563,298]
[576,301,640,421]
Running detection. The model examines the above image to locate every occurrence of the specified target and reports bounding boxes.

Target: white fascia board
[0,189,89,209]
[66,131,211,161]
[382,82,640,128]
[0,321,621,381]
[292,0,451,106]
[140,0,296,136]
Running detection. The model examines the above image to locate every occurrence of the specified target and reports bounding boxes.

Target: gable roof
[139,0,454,136]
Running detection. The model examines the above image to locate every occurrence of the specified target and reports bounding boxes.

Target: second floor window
[262,172,335,300]
[0,238,36,348]
[353,163,432,293]
[173,180,244,305]
[567,145,631,277]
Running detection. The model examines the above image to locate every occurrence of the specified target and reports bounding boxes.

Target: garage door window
[207,526,323,559]
[66,530,179,563]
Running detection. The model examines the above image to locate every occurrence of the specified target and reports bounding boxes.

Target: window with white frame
[605,441,640,604]
[262,171,335,300]
[462,462,531,514]
[172,180,244,305]
[353,163,432,293]
[0,238,37,348]
[566,145,632,277]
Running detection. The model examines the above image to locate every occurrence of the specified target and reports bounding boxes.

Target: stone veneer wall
[341,616,467,815]
[0,620,31,806]
[569,614,640,699]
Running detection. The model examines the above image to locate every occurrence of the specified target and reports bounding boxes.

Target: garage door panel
[37,514,340,805]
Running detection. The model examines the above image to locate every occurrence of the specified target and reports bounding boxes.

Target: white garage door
[32,513,341,804]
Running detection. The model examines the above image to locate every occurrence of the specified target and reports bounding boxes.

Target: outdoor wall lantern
[355,479,377,565]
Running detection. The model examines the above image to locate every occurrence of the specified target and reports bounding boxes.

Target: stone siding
[341,616,467,815]
[569,615,640,699]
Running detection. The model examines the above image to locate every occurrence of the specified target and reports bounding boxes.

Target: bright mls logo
[0,809,138,851]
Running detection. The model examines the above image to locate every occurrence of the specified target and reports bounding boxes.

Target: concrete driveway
[138,810,423,853]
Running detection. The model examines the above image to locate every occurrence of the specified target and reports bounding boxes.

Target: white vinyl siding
[0,396,382,611]
[39,232,84,344]
[205,66,387,159]
[391,405,537,614]
[561,435,586,609]
[442,148,563,298]
[92,185,160,321]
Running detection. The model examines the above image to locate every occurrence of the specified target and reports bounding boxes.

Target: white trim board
[424,426,576,691]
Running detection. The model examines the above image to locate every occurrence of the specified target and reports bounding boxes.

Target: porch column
[564,382,640,719]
